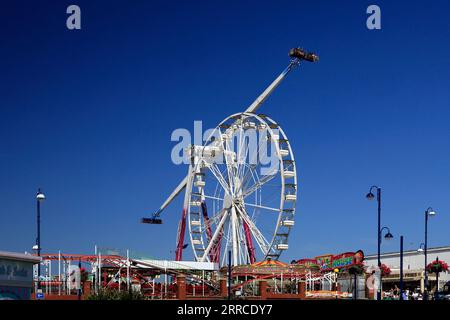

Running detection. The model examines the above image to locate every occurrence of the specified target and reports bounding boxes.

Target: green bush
[87,288,146,300]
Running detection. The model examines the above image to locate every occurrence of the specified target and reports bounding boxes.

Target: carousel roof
[228,258,320,277]
[250,259,288,268]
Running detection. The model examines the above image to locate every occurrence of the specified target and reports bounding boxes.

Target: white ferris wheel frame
[184,112,297,266]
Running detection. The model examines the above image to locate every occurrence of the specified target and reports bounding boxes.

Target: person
[402,291,407,300]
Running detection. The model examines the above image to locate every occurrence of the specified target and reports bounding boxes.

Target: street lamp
[366,185,393,300]
[424,207,436,300]
[380,227,394,241]
[36,188,45,289]
[417,243,425,253]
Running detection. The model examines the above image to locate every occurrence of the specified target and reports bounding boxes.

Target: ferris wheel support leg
[200,209,229,262]
[230,206,239,266]
[175,207,187,261]
[200,201,214,261]
[213,226,224,263]
[243,221,256,264]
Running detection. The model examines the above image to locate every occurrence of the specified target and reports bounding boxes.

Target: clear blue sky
[1,1,449,262]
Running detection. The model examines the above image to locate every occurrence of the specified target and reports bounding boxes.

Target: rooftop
[365,245,450,259]
[0,250,41,263]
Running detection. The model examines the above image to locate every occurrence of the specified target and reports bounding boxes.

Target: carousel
[221,250,365,299]
[222,258,320,297]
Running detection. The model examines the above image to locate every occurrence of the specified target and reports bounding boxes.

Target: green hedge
[86,288,146,300]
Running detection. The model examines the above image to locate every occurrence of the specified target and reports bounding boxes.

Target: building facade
[0,251,41,300]
[364,245,450,294]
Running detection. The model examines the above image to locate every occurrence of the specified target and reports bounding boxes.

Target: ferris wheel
[143,48,318,266]
[184,112,297,266]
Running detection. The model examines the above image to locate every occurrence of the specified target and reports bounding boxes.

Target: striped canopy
[250,259,288,268]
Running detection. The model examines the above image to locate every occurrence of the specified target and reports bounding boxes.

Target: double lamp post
[366,185,438,300]
[366,186,393,301]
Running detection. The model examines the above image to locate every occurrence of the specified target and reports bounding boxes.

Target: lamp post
[366,186,393,300]
[228,250,232,300]
[435,256,440,296]
[36,188,46,290]
[78,259,82,300]
[333,268,339,299]
[400,235,404,300]
[424,207,436,300]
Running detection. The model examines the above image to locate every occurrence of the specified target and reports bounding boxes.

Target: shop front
[0,251,41,300]
[295,250,367,299]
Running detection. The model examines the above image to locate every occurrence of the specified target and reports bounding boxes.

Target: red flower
[426,260,449,273]
[380,264,391,276]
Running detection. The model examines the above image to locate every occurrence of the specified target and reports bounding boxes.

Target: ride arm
[245,47,318,114]
[141,175,188,224]
[145,47,318,223]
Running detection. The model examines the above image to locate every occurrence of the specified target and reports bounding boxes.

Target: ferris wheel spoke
[243,202,281,213]
[210,164,230,192]
[207,163,231,195]
[236,126,244,172]
[207,211,225,225]
[197,214,224,234]
[234,205,270,256]
[200,208,229,262]
[238,126,272,184]
[237,164,258,196]
[237,162,251,191]
[237,131,251,183]
[221,220,232,266]
[237,221,248,264]
[202,194,224,202]
[241,172,279,199]
[223,139,237,195]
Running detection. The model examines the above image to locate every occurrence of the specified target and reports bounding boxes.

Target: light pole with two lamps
[366,186,393,300]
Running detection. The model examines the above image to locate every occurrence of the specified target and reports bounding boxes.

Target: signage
[296,258,318,268]
[36,292,44,300]
[0,259,33,282]
[315,255,333,271]
[296,250,364,272]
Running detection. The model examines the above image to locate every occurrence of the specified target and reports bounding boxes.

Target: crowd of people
[382,285,428,300]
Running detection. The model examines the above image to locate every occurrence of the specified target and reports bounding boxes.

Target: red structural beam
[175,208,187,261]
[201,201,214,261]
[36,253,124,262]
[243,221,256,264]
